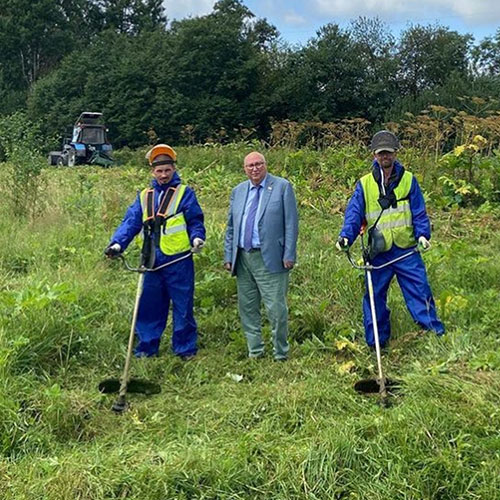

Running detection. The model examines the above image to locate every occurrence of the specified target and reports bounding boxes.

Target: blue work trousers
[363,246,445,347]
[134,255,197,357]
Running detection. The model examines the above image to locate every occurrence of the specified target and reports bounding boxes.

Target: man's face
[375,150,396,169]
[152,157,176,184]
[244,153,268,185]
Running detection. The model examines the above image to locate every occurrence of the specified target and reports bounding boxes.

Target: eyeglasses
[245,161,265,170]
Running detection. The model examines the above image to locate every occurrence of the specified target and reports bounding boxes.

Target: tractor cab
[72,112,108,143]
[48,112,114,167]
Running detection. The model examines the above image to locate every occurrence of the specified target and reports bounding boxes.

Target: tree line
[2,0,500,148]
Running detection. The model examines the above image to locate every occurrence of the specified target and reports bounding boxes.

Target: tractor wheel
[57,156,67,167]
[67,149,76,167]
[48,153,60,166]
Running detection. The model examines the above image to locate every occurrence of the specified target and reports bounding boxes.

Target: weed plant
[0,144,499,499]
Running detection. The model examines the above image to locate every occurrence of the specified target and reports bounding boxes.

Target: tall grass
[0,144,499,499]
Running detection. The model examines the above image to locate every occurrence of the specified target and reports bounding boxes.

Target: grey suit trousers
[236,249,289,359]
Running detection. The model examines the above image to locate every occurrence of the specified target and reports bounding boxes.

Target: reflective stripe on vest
[360,171,416,252]
[366,203,409,221]
[165,187,183,217]
[163,223,187,235]
[140,185,191,256]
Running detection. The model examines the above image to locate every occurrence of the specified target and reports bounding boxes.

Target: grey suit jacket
[224,174,299,275]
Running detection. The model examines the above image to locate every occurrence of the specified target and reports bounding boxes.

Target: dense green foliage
[0,143,499,498]
[3,0,500,145]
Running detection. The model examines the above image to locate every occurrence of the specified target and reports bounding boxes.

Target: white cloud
[162,0,215,21]
[312,0,500,25]
[283,10,307,25]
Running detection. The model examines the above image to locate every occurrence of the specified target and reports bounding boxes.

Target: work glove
[192,237,205,254]
[335,236,349,252]
[418,236,431,251]
[104,243,122,258]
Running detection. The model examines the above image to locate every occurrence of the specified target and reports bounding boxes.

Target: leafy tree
[28,30,168,148]
[274,24,367,121]
[348,17,399,123]
[0,0,165,118]
[90,0,166,34]
[152,0,278,141]
[0,0,97,115]
[472,29,500,76]
[397,24,473,97]
[0,0,79,87]
[20,3,500,147]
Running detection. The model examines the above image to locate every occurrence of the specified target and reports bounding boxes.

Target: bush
[0,112,47,218]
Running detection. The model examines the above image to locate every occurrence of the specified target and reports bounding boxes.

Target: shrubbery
[0,142,499,498]
[0,112,47,217]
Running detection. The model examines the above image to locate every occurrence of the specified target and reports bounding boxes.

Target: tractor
[48,112,114,167]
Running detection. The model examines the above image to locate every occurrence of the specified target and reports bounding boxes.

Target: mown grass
[0,144,499,499]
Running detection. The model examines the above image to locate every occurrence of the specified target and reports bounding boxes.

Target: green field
[1,144,499,499]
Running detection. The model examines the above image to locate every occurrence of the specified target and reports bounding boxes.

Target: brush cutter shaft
[118,272,145,399]
[110,250,193,410]
[366,269,387,398]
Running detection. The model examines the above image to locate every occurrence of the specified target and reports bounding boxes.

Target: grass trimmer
[99,251,192,412]
[99,190,192,412]
[99,264,155,412]
[345,225,418,406]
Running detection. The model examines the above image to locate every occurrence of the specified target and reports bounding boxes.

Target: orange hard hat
[145,144,177,165]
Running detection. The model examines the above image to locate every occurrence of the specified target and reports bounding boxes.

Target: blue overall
[340,161,445,347]
[109,173,205,357]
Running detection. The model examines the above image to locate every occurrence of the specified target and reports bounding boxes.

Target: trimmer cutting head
[354,378,401,394]
[98,378,161,395]
[111,395,128,413]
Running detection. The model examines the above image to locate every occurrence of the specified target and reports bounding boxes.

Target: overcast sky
[162,0,500,44]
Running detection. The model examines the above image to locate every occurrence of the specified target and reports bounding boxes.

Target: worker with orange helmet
[105,144,205,360]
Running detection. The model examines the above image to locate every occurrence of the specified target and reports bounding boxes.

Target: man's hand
[104,243,122,258]
[224,262,232,272]
[192,238,205,254]
[336,236,349,252]
[418,236,431,251]
[283,260,295,270]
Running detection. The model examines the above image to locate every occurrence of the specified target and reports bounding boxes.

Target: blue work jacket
[109,172,205,264]
[339,161,431,247]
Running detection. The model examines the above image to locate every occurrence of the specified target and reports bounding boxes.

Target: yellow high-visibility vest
[139,185,191,255]
[360,171,416,251]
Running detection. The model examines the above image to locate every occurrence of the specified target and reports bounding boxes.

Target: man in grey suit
[224,151,299,360]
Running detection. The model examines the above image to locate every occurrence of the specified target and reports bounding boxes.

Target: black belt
[239,247,261,253]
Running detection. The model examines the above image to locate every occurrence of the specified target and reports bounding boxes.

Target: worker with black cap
[336,130,444,349]
[105,144,205,360]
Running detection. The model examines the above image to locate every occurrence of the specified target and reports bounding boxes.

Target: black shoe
[249,353,265,359]
[180,354,196,361]
[134,351,158,358]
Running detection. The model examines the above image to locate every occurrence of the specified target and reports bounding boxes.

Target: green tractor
[48,112,114,167]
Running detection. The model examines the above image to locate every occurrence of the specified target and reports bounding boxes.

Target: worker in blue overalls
[336,130,444,348]
[105,144,205,360]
